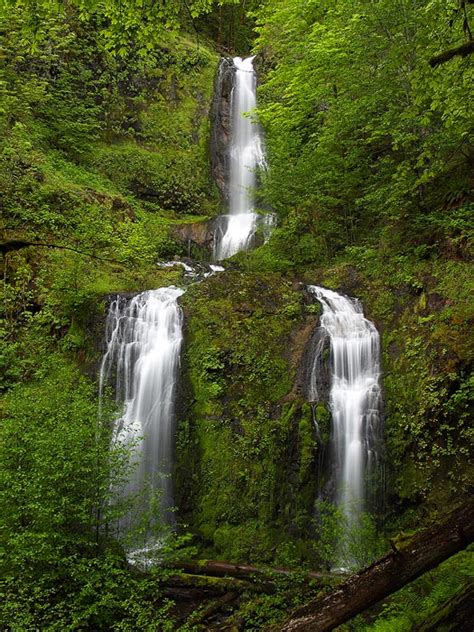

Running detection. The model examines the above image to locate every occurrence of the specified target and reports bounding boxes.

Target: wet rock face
[172,220,215,257]
[76,292,142,383]
[302,326,332,405]
[171,219,231,260]
[210,58,235,204]
[293,287,331,405]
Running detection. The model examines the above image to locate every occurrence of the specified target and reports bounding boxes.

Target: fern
[352,548,473,631]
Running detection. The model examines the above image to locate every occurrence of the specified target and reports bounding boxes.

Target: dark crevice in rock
[210,57,235,204]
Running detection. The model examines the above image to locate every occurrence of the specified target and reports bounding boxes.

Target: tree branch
[0,240,123,265]
[429,40,474,66]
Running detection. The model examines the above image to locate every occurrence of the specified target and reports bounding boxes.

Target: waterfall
[308,286,382,568]
[213,56,267,260]
[99,287,184,538]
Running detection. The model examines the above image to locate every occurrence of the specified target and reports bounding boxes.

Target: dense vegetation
[250,0,473,519]
[1,0,472,629]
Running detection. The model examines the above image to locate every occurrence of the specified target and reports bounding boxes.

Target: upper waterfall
[99,287,184,538]
[213,56,267,261]
[308,286,383,569]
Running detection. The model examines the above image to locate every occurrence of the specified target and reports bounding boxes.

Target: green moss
[314,404,331,445]
[175,272,323,559]
[298,408,316,484]
[301,245,473,528]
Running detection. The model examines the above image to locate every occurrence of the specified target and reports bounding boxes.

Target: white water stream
[308,286,382,568]
[214,56,266,260]
[99,262,224,556]
[99,287,184,535]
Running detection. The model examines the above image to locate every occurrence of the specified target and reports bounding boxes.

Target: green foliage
[92,143,210,216]
[195,0,263,53]
[0,0,241,56]
[313,500,386,571]
[228,586,308,631]
[353,548,474,631]
[0,6,218,223]
[0,355,176,630]
[255,0,473,262]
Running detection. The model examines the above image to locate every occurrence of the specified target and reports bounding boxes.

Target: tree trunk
[279,501,474,632]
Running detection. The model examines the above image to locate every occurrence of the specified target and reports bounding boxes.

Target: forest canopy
[0,0,472,630]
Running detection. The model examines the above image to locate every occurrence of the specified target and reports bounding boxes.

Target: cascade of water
[308,286,382,568]
[99,287,184,536]
[213,56,267,260]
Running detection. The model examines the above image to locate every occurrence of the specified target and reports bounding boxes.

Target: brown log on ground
[186,591,240,627]
[279,501,474,632]
[169,560,332,583]
[165,573,254,594]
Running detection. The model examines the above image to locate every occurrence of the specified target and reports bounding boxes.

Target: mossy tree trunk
[280,501,474,632]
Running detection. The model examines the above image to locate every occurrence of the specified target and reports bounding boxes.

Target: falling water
[308,286,382,568]
[214,56,266,260]
[99,287,184,538]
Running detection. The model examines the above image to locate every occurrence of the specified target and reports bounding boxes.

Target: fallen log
[165,573,254,594]
[279,501,474,632]
[169,560,333,583]
[185,591,240,627]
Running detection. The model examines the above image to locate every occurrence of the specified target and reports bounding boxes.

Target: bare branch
[0,240,124,265]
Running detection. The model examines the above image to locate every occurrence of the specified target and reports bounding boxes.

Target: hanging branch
[0,240,124,265]
[429,40,474,66]
[181,0,200,48]
[429,0,474,66]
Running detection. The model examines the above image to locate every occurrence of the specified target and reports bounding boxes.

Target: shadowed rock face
[293,288,331,405]
[302,326,331,405]
[172,220,215,257]
[210,58,235,204]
